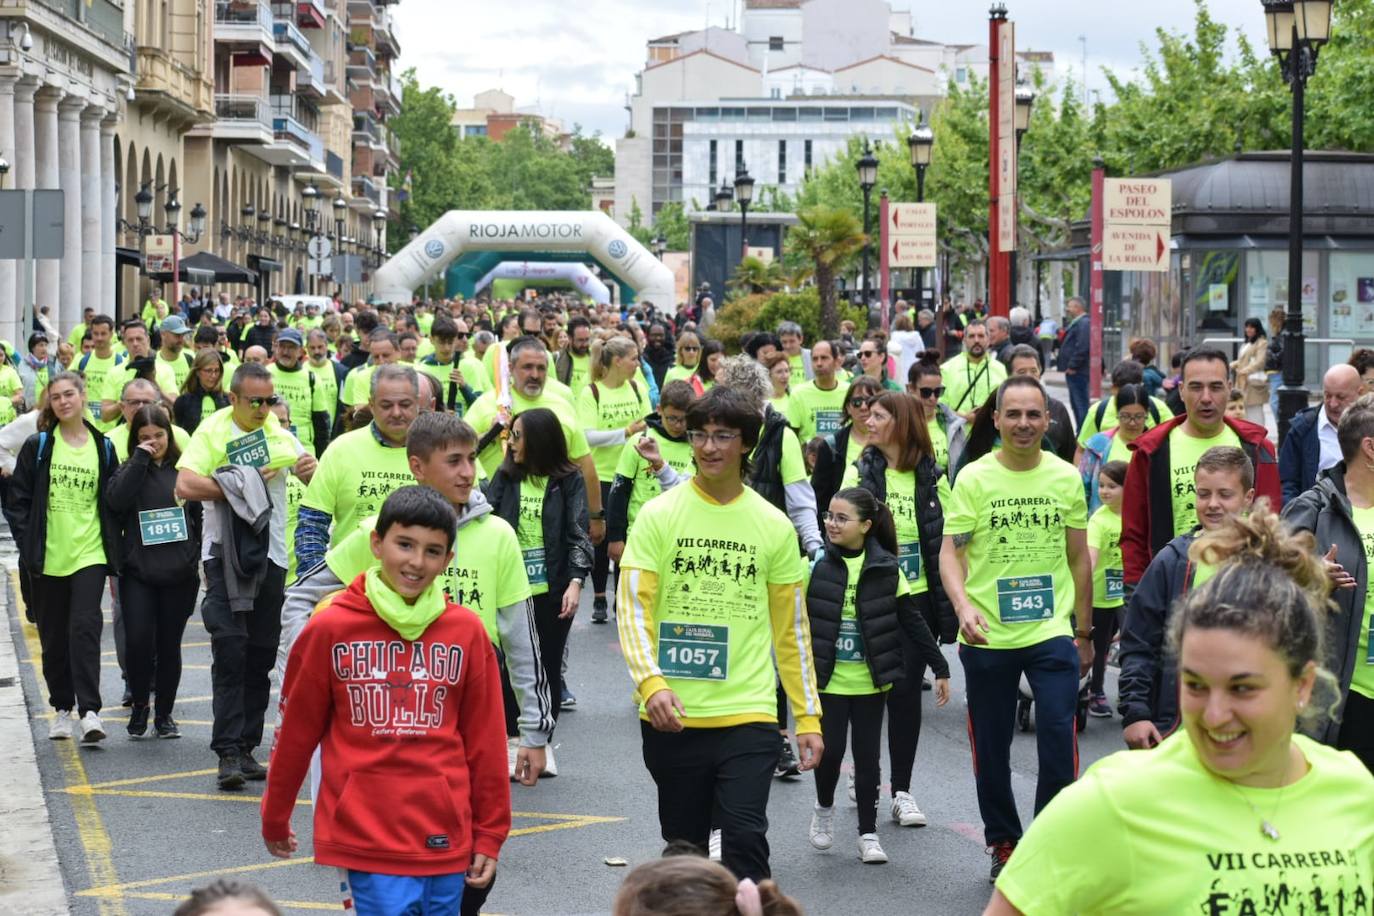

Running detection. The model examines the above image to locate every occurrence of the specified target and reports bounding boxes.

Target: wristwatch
[1074,629,1094,640]
[589,511,606,521]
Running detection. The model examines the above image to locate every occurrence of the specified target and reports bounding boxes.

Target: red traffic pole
[1089,157,1105,399]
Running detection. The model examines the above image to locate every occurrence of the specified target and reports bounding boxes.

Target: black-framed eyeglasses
[849,396,874,409]
[244,395,281,408]
[917,386,945,399]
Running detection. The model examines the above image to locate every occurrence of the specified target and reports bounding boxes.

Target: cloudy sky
[390,0,1268,140]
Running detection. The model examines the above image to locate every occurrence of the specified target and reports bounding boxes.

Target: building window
[709,139,717,187]
[955,67,967,83]
[804,139,812,175]
[778,140,787,185]
[769,35,784,51]
[770,87,781,99]
[735,139,744,174]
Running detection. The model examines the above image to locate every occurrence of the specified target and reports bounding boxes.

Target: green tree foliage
[785,205,868,338]
[711,287,865,352]
[728,256,787,297]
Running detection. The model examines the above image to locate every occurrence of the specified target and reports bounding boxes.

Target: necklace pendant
[1260,820,1281,842]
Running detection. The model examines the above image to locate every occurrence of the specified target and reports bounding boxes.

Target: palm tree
[727,255,787,297]
[785,205,868,339]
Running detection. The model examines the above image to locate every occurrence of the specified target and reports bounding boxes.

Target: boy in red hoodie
[261,486,511,915]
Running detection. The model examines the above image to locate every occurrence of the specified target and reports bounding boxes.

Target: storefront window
[1190,250,1241,336]
[1245,250,1319,335]
[1328,251,1374,342]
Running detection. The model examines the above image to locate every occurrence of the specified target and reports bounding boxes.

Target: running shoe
[1087,694,1113,718]
[591,596,608,624]
[808,806,834,850]
[121,685,132,708]
[541,744,558,778]
[127,704,150,739]
[891,791,928,827]
[154,716,180,739]
[560,686,577,710]
[217,754,245,791]
[774,737,801,778]
[989,841,1017,883]
[79,711,106,744]
[239,750,267,781]
[48,710,74,740]
[507,737,520,781]
[708,829,722,861]
[857,833,889,864]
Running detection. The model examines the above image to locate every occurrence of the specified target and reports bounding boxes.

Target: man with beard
[642,321,676,390]
[941,320,1007,422]
[554,316,594,398]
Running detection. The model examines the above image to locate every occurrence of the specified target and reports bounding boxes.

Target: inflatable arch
[372,211,674,307]
[474,261,612,305]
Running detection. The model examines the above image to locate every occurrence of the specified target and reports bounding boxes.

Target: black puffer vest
[807,538,907,689]
[747,406,793,513]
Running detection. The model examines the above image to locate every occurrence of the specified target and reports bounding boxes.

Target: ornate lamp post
[907,121,934,306]
[856,140,879,324]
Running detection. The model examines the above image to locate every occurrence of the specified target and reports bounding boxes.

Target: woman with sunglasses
[173,350,230,435]
[840,391,957,830]
[488,407,593,761]
[810,375,886,527]
[907,353,967,479]
[663,331,702,386]
[855,338,902,391]
[106,405,201,739]
[1078,383,1152,512]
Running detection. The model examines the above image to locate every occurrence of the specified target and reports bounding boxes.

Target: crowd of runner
[6,286,1373,914]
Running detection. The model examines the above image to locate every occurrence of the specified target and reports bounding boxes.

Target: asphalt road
[9,554,1132,916]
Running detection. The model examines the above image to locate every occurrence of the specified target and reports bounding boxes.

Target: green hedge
[709,288,865,352]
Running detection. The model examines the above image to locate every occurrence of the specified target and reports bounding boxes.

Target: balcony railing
[215,0,274,44]
[352,112,381,144]
[352,174,381,205]
[326,150,344,181]
[216,94,273,128]
[272,18,311,58]
[273,114,325,162]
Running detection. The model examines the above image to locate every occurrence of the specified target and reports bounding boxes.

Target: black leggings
[591,482,616,598]
[121,575,199,717]
[532,589,573,724]
[814,691,886,834]
[33,565,108,716]
[1090,606,1120,695]
[886,591,936,794]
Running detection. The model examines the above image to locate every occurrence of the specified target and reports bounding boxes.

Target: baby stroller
[1015,672,1091,734]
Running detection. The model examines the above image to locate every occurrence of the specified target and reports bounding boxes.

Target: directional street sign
[1102,178,1172,271]
[886,202,937,268]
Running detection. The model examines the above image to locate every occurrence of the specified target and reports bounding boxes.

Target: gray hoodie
[276,487,554,747]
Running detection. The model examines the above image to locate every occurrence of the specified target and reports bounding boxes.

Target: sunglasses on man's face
[244,395,281,408]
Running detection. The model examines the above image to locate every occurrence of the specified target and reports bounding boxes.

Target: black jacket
[853,446,958,642]
[488,465,593,595]
[1280,464,1368,745]
[747,406,792,513]
[9,421,122,576]
[244,323,276,354]
[1116,531,1198,733]
[1045,395,1078,464]
[806,538,949,689]
[104,447,201,584]
[811,424,857,525]
[1278,405,1322,505]
[642,345,675,389]
[173,390,230,435]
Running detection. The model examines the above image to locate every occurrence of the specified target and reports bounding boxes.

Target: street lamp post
[332,193,347,289]
[302,182,320,294]
[856,141,879,326]
[734,167,755,260]
[1263,0,1331,442]
[1011,84,1035,311]
[907,121,934,307]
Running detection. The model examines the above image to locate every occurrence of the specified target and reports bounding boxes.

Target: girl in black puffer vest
[805,487,950,865]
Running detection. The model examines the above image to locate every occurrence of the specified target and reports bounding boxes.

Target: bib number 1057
[657,622,729,680]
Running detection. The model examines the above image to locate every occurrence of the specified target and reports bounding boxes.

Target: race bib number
[138,507,188,546]
[815,410,842,436]
[898,542,921,583]
[226,428,270,468]
[997,575,1055,623]
[1105,568,1124,601]
[836,618,865,663]
[522,547,547,587]
[657,622,729,680]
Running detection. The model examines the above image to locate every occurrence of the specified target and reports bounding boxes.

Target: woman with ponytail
[987,503,1374,915]
[805,487,950,865]
[613,853,803,916]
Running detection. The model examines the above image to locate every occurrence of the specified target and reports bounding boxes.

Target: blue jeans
[1268,372,1281,422]
[1065,372,1090,428]
[346,870,466,916]
[960,637,1081,845]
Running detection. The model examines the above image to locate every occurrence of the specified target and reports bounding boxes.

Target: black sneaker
[774,737,801,779]
[126,704,150,739]
[121,685,133,708]
[239,750,267,781]
[153,716,180,739]
[217,754,245,791]
[989,841,1016,883]
[560,686,577,710]
[591,596,609,624]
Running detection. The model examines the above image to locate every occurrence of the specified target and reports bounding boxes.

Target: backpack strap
[1094,397,1110,429]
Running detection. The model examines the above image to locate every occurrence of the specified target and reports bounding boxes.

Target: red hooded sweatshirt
[261,574,511,876]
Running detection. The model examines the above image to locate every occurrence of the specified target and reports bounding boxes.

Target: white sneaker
[891,791,928,827]
[858,833,889,864]
[540,744,557,778]
[507,737,519,781]
[847,770,856,803]
[48,710,74,740]
[708,829,722,861]
[79,711,106,744]
[809,805,834,850]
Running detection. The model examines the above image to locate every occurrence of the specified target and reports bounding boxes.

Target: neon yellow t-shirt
[341,363,376,407]
[1087,504,1124,608]
[1106,432,1134,465]
[416,357,468,416]
[995,732,1374,916]
[565,353,591,398]
[76,351,122,432]
[102,359,178,404]
[1349,504,1374,699]
[927,416,949,471]
[578,380,652,482]
[284,473,306,582]
[944,452,1088,649]
[619,483,806,721]
[787,353,807,387]
[515,476,549,596]
[841,463,950,595]
[825,551,907,696]
[940,353,1006,415]
[1169,425,1242,536]
[0,364,22,426]
[464,388,592,478]
[268,363,329,452]
[614,429,695,533]
[459,355,487,394]
[43,432,106,576]
[299,426,414,548]
[1077,395,1173,447]
[328,511,531,645]
[663,364,696,386]
[306,361,339,428]
[158,351,192,393]
[788,379,847,443]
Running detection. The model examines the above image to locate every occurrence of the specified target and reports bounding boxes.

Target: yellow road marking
[15,571,128,916]
[77,856,317,896]
[84,768,220,790]
[102,640,209,658]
